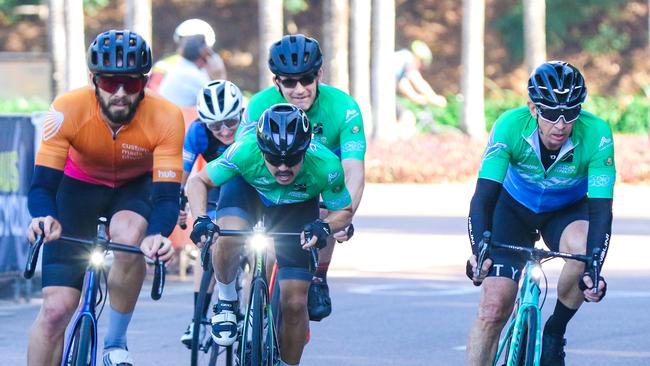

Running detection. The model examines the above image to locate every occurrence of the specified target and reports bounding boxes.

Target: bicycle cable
[539,258,551,309]
[95,263,109,320]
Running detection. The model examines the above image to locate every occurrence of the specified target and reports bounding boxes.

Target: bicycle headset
[527,60,587,109]
[268,34,323,76]
[197,80,243,123]
[257,104,312,157]
[87,29,152,75]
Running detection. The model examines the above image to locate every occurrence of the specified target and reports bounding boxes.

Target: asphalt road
[2,273,650,365]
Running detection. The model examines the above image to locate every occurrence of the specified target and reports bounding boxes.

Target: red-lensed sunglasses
[94,75,147,94]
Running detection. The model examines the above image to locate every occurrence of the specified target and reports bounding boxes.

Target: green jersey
[479,107,616,213]
[238,84,366,160]
[205,134,352,210]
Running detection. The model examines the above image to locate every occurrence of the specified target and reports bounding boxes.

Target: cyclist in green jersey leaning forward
[238,34,366,321]
[465,61,613,366]
[187,103,353,366]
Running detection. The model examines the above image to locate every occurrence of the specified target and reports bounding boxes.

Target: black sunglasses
[276,73,318,88]
[536,105,581,124]
[264,153,304,167]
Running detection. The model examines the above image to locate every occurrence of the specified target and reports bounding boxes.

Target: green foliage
[0,0,108,22]
[284,0,308,14]
[493,0,630,63]
[0,97,48,113]
[400,90,648,135]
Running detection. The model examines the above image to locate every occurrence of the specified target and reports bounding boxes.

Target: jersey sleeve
[206,139,245,186]
[338,99,367,161]
[477,114,513,183]
[34,102,75,171]
[182,121,205,172]
[587,126,616,199]
[320,161,352,210]
[152,107,185,183]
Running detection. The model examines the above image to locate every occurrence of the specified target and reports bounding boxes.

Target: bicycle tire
[67,316,94,366]
[250,279,266,365]
[192,264,217,366]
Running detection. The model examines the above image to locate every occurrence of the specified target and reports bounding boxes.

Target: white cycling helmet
[197,80,243,123]
[173,19,216,48]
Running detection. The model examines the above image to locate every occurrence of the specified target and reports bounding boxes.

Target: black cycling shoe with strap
[307,277,331,321]
[540,332,567,366]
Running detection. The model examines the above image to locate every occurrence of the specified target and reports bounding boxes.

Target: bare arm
[406,70,447,107]
[186,168,216,218]
[342,159,365,215]
[323,205,354,233]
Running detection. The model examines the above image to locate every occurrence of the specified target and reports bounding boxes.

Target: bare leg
[278,279,310,364]
[27,286,81,366]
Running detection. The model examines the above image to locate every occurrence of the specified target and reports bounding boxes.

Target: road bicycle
[188,221,250,366]
[24,218,166,366]
[474,231,600,366]
[200,219,310,366]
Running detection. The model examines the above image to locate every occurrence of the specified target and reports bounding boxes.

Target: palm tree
[350,0,372,133]
[322,0,350,92]
[258,0,283,89]
[523,0,546,73]
[460,0,485,138]
[370,0,395,140]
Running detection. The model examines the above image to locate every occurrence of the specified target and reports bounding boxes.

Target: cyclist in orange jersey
[26,30,184,366]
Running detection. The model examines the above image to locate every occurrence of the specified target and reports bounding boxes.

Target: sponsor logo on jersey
[157,170,177,179]
[483,142,507,160]
[328,172,340,184]
[42,106,65,141]
[604,157,613,166]
[554,164,577,174]
[341,141,365,153]
[293,183,307,192]
[254,176,270,185]
[351,125,360,134]
[598,136,613,150]
[121,143,150,160]
[288,191,309,199]
[589,174,615,187]
[345,109,359,123]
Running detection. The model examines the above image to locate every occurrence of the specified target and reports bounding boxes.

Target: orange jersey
[36,86,185,187]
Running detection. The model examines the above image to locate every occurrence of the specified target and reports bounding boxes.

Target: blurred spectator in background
[394,40,447,135]
[149,18,226,94]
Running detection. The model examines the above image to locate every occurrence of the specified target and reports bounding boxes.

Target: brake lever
[473,231,492,286]
[24,222,46,279]
[589,248,601,294]
[151,242,166,301]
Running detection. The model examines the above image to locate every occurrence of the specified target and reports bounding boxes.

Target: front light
[250,233,269,252]
[90,250,105,266]
[530,265,543,280]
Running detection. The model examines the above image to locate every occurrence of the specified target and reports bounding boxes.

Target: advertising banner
[0,115,34,273]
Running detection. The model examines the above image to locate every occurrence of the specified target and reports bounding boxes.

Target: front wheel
[242,278,277,366]
[191,264,218,366]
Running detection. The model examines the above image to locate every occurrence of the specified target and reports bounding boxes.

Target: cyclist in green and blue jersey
[465,61,614,366]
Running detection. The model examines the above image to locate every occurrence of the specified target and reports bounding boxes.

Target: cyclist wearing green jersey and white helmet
[238,34,366,322]
[465,61,614,366]
[187,103,353,366]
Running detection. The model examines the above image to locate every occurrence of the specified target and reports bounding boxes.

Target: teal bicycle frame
[474,232,600,366]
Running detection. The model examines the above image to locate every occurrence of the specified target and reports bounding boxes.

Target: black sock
[202,292,213,317]
[544,299,578,336]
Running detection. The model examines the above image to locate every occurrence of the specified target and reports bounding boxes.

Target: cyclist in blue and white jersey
[178,79,243,347]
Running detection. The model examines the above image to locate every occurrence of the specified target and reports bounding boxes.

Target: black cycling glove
[303,219,331,249]
[190,215,219,244]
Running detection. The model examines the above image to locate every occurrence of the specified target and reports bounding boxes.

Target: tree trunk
[49,0,66,96]
[258,0,283,89]
[350,0,372,134]
[125,0,152,44]
[370,0,396,141]
[460,0,485,138]
[322,0,349,92]
[523,0,546,74]
[65,0,86,90]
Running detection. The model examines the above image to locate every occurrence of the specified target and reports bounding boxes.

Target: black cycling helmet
[87,30,152,75]
[528,61,587,108]
[268,34,323,76]
[257,104,312,157]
